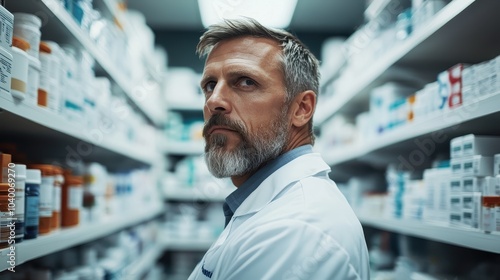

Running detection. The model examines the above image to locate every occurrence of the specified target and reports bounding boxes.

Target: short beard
[203,106,289,178]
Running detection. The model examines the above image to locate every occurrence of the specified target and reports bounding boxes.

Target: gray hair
[196,18,320,142]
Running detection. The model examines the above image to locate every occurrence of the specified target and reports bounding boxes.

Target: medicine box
[449,212,462,227]
[462,176,486,193]
[450,157,462,175]
[450,136,463,158]
[437,63,467,110]
[462,155,494,177]
[494,154,500,176]
[462,134,500,157]
[462,192,482,229]
[489,55,500,94]
[461,65,479,105]
[450,194,461,212]
[450,177,462,193]
[0,5,13,49]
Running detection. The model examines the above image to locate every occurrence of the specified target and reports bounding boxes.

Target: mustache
[203,114,246,138]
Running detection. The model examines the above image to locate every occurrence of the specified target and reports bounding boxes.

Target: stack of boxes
[449,134,500,232]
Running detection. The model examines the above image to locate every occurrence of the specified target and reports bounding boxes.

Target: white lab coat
[188,152,370,280]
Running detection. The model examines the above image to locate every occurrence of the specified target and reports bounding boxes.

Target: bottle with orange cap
[11,36,30,100]
[62,170,84,227]
[52,165,64,231]
[38,41,52,108]
[27,164,55,235]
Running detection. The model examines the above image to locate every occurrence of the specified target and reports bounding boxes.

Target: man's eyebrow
[200,75,215,88]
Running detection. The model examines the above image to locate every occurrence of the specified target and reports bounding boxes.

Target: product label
[0,49,12,94]
[0,8,13,48]
[53,185,61,212]
[39,177,54,217]
[495,206,500,232]
[68,186,83,210]
[25,196,39,227]
[39,52,52,91]
[483,206,494,232]
[15,182,25,220]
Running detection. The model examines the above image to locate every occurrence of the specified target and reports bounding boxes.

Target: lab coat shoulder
[219,217,363,280]
[216,177,368,280]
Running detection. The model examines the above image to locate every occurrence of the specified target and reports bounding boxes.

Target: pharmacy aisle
[315,0,500,278]
[0,0,167,279]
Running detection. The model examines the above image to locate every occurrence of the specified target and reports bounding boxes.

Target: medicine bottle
[11,36,30,100]
[52,166,64,230]
[25,169,41,239]
[0,183,13,248]
[482,196,496,233]
[62,175,83,227]
[38,42,52,108]
[14,164,26,242]
[12,12,42,59]
[28,164,55,235]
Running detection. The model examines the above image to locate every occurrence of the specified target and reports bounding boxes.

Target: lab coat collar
[232,152,330,218]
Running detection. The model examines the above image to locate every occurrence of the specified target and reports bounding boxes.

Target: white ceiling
[126,0,366,32]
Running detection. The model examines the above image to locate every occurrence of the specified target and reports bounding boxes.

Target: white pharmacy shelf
[358,214,500,254]
[164,140,205,156]
[167,100,205,112]
[315,0,500,124]
[160,236,216,251]
[163,185,232,202]
[0,94,157,167]
[121,245,164,280]
[0,204,165,272]
[7,0,165,126]
[364,0,404,21]
[323,91,500,167]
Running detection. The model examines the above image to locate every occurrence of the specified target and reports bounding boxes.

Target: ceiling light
[198,0,298,28]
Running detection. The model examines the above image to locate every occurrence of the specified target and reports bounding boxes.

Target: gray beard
[204,108,289,178]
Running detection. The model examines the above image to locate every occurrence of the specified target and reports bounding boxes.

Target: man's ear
[290,90,316,128]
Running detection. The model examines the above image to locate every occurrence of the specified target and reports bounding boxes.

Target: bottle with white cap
[25,169,41,239]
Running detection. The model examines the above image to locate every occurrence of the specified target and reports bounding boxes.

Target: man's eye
[238,78,256,88]
[204,81,216,92]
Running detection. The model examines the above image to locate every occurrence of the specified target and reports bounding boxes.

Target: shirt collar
[224,145,313,215]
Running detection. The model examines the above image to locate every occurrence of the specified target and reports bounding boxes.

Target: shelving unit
[163,184,232,202]
[0,93,158,168]
[159,236,215,251]
[0,0,168,275]
[323,90,500,168]
[0,204,164,272]
[358,214,500,254]
[315,0,500,268]
[6,0,166,126]
[315,0,500,124]
[121,245,165,280]
[163,140,204,156]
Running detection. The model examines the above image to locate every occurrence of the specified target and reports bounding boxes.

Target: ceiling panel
[126,0,366,32]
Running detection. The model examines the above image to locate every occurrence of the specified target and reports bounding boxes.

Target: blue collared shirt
[222,145,313,226]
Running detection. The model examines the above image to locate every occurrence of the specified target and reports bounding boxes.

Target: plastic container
[28,164,55,235]
[44,41,64,112]
[13,13,42,59]
[0,183,13,248]
[10,37,30,100]
[38,41,52,109]
[62,175,83,227]
[51,166,64,230]
[25,169,41,239]
[14,164,26,242]
[27,55,41,106]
